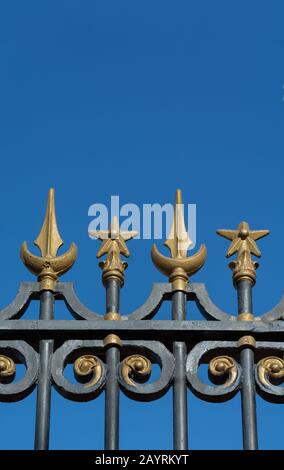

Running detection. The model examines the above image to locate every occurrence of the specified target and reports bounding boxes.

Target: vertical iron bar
[34,290,54,450]
[237,279,258,450]
[172,290,188,450]
[104,279,120,450]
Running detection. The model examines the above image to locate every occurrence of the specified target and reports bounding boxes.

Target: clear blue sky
[0,0,284,450]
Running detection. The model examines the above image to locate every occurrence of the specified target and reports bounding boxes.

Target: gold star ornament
[89,216,138,286]
[217,221,269,286]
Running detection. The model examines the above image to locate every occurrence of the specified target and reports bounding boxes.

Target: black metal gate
[0,188,282,450]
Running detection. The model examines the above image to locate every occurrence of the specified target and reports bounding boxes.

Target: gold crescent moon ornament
[151,189,207,291]
[20,189,78,291]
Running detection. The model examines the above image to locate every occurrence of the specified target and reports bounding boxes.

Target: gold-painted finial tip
[34,186,63,258]
[47,187,55,204]
[176,189,182,205]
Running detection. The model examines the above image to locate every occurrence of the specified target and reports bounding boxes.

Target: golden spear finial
[217,221,269,286]
[34,189,64,258]
[21,189,77,290]
[89,216,138,287]
[151,189,207,291]
[164,189,193,259]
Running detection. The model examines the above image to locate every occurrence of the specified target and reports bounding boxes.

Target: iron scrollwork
[186,341,242,402]
[255,344,284,402]
[0,341,39,402]
[118,341,175,401]
[121,355,152,386]
[51,339,175,403]
[73,355,103,387]
[51,340,106,401]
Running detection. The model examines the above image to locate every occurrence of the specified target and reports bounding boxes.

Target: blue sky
[0,0,284,449]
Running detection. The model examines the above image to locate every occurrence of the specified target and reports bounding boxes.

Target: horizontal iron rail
[0,320,282,341]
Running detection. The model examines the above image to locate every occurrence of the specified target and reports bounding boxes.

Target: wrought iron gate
[0,188,283,450]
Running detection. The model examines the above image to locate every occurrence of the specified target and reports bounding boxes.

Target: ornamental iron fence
[0,188,282,450]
